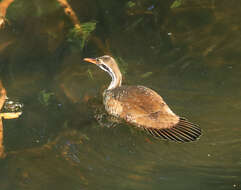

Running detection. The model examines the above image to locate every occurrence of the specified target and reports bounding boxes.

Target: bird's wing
[105,85,201,142]
[107,85,179,128]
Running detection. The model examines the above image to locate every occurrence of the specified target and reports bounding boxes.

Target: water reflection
[0,0,241,190]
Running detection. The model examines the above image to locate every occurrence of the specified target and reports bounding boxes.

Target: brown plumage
[84,55,201,142]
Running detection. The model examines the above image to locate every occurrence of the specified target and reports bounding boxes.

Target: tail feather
[166,128,189,142]
[174,127,197,141]
[178,125,201,137]
[169,128,194,142]
[145,118,201,143]
[152,129,166,139]
[180,118,200,130]
[159,129,177,141]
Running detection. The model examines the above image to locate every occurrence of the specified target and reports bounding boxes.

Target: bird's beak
[83,58,98,65]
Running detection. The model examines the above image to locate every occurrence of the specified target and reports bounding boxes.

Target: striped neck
[98,60,122,90]
[106,64,122,90]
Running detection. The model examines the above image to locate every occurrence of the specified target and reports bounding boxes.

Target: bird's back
[103,85,179,129]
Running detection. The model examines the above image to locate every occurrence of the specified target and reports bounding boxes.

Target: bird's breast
[103,90,123,117]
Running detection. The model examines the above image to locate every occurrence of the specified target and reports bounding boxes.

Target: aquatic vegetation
[141,71,153,78]
[125,17,144,31]
[67,21,97,50]
[126,1,136,8]
[38,90,54,106]
[87,69,94,81]
[171,0,182,9]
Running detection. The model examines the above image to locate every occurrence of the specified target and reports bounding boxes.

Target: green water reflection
[0,0,240,190]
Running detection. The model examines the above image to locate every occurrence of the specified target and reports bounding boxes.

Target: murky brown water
[0,0,240,190]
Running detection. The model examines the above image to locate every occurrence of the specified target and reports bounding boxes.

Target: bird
[83,55,201,142]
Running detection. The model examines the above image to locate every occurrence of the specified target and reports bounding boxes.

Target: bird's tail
[144,118,201,143]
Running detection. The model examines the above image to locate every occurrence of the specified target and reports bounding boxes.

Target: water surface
[0,0,240,189]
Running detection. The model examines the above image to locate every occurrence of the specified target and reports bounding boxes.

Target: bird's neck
[107,67,122,90]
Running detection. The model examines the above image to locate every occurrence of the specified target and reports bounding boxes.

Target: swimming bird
[84,55,201,142]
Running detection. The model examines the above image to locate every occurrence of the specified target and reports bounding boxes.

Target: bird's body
[84,55,201,142]
[103,85,179,129]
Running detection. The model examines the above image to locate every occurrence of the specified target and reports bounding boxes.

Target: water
[0,0,240,189]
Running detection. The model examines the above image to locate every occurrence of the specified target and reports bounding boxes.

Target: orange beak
[83,58,98,65]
